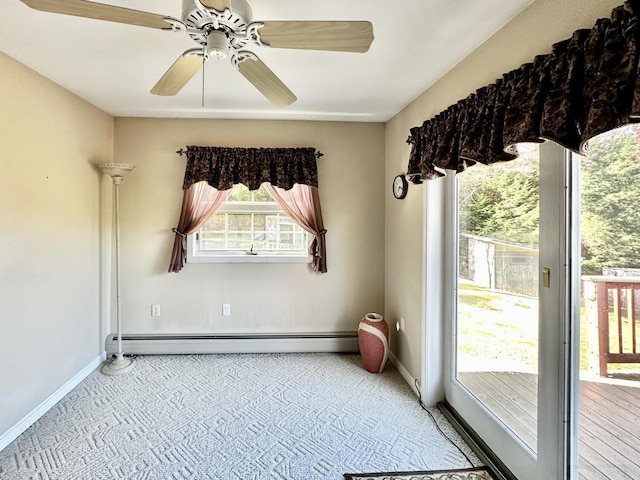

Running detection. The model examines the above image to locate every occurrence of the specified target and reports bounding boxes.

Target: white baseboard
[106,333,359,355]
[389,351,421,398]
[0,352,106,453]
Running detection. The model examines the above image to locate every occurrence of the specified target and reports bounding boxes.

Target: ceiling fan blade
[151,54,204,96]
[199,0,232,11]
[258,21,374,53]
[19,0,172,29]
[237,57,296,107]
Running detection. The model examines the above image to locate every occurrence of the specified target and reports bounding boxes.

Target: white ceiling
[0,0,533,122]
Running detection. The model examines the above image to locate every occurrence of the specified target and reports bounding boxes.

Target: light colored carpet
[0,354,481,479]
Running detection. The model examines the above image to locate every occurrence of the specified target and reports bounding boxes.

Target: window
[187,184,310,263]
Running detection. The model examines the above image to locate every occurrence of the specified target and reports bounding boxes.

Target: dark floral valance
[407,0,640,182]
[181,146,322,191]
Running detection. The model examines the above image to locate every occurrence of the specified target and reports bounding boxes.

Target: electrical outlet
[151,304,161,317]
[222,303,231,316]
[400,317,406,332]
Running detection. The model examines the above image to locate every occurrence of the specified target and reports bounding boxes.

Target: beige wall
[1,0,625,444]
[113,118,385,335]
[385,0,623,400]
[0,51,114,435]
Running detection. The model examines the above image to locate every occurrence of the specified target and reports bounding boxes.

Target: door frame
[440,141,576,480]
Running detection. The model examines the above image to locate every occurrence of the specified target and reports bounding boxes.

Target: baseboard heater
[105,332,360,356]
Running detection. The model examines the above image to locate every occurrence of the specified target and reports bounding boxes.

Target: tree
[458,126,640,276]
[459,143,539,247]
[580,126,640,274]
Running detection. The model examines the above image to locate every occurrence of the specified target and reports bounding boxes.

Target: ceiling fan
[19,0,374,107]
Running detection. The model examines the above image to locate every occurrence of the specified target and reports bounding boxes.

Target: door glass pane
[578,125,640,479]
[456,144,540,451]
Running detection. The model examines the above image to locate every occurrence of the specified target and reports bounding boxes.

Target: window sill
[188,254,311,264]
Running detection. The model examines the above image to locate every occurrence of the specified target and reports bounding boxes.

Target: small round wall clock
[393,174,408,199]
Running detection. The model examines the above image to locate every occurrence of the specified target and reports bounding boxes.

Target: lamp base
[101,353,135,376]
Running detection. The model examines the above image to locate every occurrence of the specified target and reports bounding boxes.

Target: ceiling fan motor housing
[181,0,253,34]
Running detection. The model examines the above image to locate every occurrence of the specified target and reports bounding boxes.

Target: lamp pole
[97,163,135,376]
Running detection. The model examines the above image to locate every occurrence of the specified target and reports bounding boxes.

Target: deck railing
[583,276,640,376]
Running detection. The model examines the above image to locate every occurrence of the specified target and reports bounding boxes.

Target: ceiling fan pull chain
[202,52,206,108]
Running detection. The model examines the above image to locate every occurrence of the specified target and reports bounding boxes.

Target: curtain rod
[175,148,324,158]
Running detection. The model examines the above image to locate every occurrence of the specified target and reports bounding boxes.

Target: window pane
[226,233,251,249]
[226,184,276,203]
[227,184,252,202]
[227,214,252,232]
[198,232,225,250]
[279,233,293,246]
[456,143,540,451]
[254,214,266,230]
[194,183,308,256]
[253,185,273,202]
[266,216,278,230]
[294,232,306,249]
[203,214,226,231]
[279,220,294,232]
[578,125,640,479]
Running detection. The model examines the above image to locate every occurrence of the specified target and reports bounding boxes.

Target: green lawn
[457,279,538,372]
[457,279,640,375]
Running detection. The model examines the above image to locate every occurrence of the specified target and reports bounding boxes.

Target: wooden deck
[457,371,640,479]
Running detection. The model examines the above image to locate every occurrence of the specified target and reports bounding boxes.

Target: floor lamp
[98,163,135,376]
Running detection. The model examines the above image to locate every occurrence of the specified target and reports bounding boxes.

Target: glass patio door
[445,141,572,480]
[575,125,640,480]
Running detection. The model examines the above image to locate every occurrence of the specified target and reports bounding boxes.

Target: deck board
[458,372,537,448]
[580,383,640,435]
[578,416,640,478]
[456,371,640,479]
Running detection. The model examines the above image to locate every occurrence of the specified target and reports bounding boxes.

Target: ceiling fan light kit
[19,0,374,107]
[206,30,230,60]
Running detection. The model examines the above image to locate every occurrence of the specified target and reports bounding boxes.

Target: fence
[460,233,538,297]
